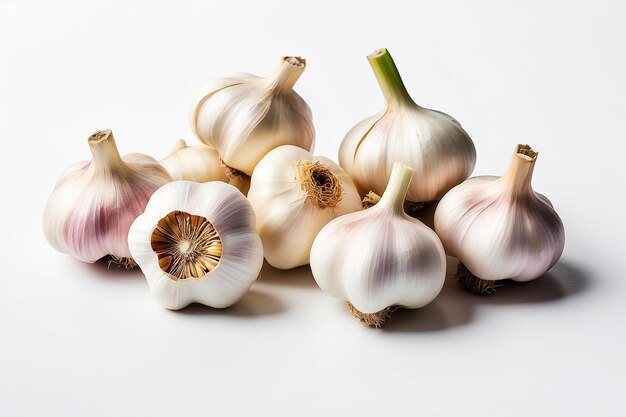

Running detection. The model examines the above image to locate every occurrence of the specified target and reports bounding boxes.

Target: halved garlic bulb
[128,181,263,310]
[339,48,476,204]
[310,162,446,327]
[190,56,314,176]
[160,139,250,195]
[43,130,172,264]
[434,144,565,294]
[247,145,362,270]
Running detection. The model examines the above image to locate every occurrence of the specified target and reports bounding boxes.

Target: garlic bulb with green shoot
[160,139,250,195]
[191,56,314,176]
[310,162,446,327]
[43,130,172,266]
[128,181,263,310]
[339,48,476,205]
[247,145,362,270]
[434,144,565,295]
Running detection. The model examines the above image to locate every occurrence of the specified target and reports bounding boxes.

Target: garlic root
[457,263,501,295]
[347,303,396,328]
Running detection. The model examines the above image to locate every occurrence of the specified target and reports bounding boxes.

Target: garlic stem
[377,162,414,213]
[367,48,414,106]
[172,139,188,151]
[501,144,537,196]
[268,56,306,93]
[88,130,125,173]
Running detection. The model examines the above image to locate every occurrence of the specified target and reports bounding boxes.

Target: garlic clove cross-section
[190,56,315,176]
[310,162,447,327]
[434,144,565,295]
[42,130,172,265]
[247,145,362,270]
[339,48,476,204]
[160,139,250,195]
[128,181,263,310]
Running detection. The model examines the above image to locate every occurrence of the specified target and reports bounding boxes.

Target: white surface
[1,1,625,416]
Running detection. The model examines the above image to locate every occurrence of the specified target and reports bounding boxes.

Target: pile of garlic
[43,49,565,327]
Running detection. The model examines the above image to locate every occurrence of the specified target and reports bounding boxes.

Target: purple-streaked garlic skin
[43,130,172,263]
[434,144,565,282]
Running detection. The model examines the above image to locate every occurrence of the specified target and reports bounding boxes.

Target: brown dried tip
[361,190,430,214]
[298,161,343,209]
[107,256,138,270]
[347,302,395,328]
[457,263,502,295]
[362,191,381,209]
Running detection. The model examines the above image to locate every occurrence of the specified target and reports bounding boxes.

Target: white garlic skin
[128,181,263,310]
[43,130,172,263]
[434,145,565,282]
[160,139,229,183]
[191,56,314,176]
[310,163,446,314]
[160,139,250,194]
[339,48,476,203]
[247,145,362,270]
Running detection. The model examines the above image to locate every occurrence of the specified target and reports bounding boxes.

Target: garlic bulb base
[347,302,395,328]
[107,256,138,270]
[458,264,502,296]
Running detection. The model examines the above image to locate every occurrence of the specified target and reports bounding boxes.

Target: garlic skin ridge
[247,145,362,270]
[43,130,172,263]
[310,162,446,326]
[128,180,263,310]
[339,48,476,203]
[190,56,315,176]
[434,144,565,289]
[160,139,250,195]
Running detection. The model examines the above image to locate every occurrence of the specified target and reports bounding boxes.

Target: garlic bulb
[190,56,315,176]
[247,145,362,270]
[310,162,446,327]
[434,144,565,295]
[160,139,250,195]
[339,48,476,204]
[43,130,172,264]
[128,181,263,310]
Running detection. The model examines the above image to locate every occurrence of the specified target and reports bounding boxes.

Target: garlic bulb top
[310,162,446,327]
[128,181,264,310]
[43,130,172,263]
[339,48,476,203]
[247,145,362,270]
[191,56,315,176]
[434,144,565,288]
[160,139,250,195]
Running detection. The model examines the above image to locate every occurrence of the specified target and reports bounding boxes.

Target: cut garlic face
[247,145,362,270]
[128,181,263,310]
[43,130,172,264]
[434,144,565,294]
[160,139,250,195]
[310,162,446,327]
[339,48,476,203]
[191,56,314,176]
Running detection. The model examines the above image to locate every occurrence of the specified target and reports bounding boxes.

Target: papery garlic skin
[434,144,565,284]
[310,162,446,326]
[43,130,172,263]
[191,56,314,176]
[128,181,263,310]
[247,145,362,270]
[339,48,476,203]
[160,139,250,194]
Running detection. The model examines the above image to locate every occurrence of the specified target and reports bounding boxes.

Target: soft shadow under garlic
[256,261,319,289]
[174,289,285,317]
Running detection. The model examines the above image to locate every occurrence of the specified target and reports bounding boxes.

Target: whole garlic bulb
[43,130,172,264]
[190,56,314,176]
[310,162,446,327]
[247,145,362,270]
[339,48,476,204]
[434,144,565,295]
[160,139,250,195]
[128,181,264,310]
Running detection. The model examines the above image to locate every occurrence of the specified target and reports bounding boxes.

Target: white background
[1,0,625,415]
